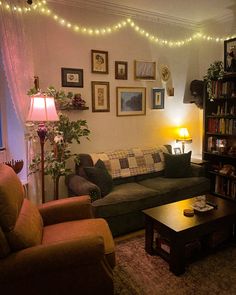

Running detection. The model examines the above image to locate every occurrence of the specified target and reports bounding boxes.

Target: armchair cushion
[0,227,10,258]
[39,196,93,226]
[164,151,192,178]
[0,164,25,232]
[6,199,43,251]
[42,218,115,268]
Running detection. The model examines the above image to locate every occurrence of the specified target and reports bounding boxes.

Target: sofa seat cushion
[92,182,157,217]
[42,218,115,268]
[138,176,210,204]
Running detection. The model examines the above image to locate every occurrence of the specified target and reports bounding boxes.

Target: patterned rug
[113,234,236,295]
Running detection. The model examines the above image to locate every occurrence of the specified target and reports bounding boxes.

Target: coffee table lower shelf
[143,196,236,276]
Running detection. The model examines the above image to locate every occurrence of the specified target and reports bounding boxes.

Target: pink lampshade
[27,93,59,122]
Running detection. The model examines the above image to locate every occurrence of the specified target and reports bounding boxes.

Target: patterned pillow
[90,146,168,179]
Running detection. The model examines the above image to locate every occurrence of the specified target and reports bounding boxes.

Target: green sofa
[66,145,210,236]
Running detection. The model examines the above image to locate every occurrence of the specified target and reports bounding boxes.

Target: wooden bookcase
[203,73,236,201]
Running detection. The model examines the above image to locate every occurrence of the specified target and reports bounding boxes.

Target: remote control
[206,201,218,209]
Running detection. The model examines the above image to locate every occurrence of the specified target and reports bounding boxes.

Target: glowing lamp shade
[176,127,192,153]
[27,94,59,122]
[177,128,191,141]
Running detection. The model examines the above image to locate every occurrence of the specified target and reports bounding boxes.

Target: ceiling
[50,0,236,28]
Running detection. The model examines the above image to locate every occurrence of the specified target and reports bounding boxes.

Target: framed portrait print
[116,87,146,116]
[134,60,156,80]
[91,81,110,112]
[152,88,164,109]
[224,38,236,73]
[91,50,108,74]
[61,68,83,87]
[115,61,128,80]
[174,147,181,154]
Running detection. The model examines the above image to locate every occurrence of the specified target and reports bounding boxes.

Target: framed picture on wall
[224,37,236,73]
[116,87,146,116]
[152,88,165,109]
[115,61,128,80]
[91,50,108,74]
[61,68,83,87]
[134,60,156,80]
[91,81,110,112]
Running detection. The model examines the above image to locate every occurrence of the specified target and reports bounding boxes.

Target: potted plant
[26,87,90,200]
[203,61,224,100]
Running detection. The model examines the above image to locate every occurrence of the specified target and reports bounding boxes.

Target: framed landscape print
[134,60,156,80]
[91,50,108,74]
[91,81,110,112]
[115,61,128,80]
[152,88,164,109]
[224,37,236,73]
[116,87,146,116]
[61,68,83,87]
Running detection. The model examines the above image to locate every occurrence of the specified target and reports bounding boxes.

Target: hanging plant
[203,61,224,100]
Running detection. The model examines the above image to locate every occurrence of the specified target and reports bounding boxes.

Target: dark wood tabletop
[143,194,236,233]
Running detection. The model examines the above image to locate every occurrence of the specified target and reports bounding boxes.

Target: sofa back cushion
[90,146,168,179]
[6,198,43,251]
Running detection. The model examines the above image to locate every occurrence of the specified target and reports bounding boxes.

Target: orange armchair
[0,164,115,295]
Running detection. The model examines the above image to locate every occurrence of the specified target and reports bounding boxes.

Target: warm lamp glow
[177,128,191,141]
[27,93,59,122]
[176,127,192,153]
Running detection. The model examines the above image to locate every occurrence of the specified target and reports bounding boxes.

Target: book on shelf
[211,80,235,98]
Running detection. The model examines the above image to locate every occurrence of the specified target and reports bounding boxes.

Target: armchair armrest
[0,236,107,282]
[66,174,101,198]
[38,195,93,225]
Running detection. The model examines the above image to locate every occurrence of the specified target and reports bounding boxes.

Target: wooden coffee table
[143,195,236,275]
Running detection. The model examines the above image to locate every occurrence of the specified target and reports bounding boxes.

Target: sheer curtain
[0,3,40,204]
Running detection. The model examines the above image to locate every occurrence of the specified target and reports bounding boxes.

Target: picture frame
[152,88,165,109]
[91,81,110,112]
[134,60,156,80]
[116,87,146,116]
[174,147,181,154]
[61,68,83,88]
[91,50,108,74]
[224,38,236,73]
[115,61,128,80]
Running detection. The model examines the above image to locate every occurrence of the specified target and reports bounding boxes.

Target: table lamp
[27,93,59,203]
[176,127,192,153]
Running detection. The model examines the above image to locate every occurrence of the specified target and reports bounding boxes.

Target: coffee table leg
[169,237,185,275]
[145,216,154,255]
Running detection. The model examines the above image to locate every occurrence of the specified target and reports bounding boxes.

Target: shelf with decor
[203,67,236,201]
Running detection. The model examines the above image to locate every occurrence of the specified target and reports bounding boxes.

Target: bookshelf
[203,73,236,201]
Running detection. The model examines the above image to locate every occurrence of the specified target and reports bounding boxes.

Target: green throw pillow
[164,151,192,178]
[84,159,113,197]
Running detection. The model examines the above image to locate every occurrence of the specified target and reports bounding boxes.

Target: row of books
[211,80,236,98]
[207,118,236,134]
[214,175,236,199]
[212,103,235,116]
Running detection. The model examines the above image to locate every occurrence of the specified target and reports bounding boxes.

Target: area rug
[113,234,236,295]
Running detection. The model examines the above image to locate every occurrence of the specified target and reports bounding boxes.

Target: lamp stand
[37,123,47,203]
[181,141,185,154]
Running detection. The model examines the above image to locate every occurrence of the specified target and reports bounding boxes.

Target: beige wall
[22,3,232,199]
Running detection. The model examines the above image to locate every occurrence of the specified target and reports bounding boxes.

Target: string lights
[0,0,235,48]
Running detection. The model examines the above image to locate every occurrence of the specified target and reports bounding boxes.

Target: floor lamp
[27,93,59,203]
[176,127,192,154]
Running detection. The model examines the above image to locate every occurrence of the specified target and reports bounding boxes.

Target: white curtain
[0,2,41,204]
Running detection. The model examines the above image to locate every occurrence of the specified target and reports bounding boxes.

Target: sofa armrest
[0,236,108,282]
[38,195,93,225]
[190,164,206,177]
[66,174,101,198]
